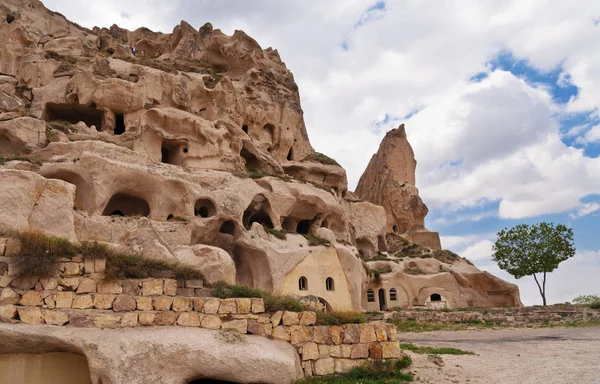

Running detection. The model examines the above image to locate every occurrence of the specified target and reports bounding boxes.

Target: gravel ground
[401,326,600,384]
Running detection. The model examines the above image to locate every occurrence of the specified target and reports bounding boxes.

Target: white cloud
[461,239,495,261]
[569,201,600,218]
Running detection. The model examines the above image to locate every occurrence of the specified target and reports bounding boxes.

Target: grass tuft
[213,282,304,312]
[267,228,287,240]
[298,358,413,383]
[301,152,340,166]
[316,311,366,325]
[12,231,76,278]
[401,343,475,355]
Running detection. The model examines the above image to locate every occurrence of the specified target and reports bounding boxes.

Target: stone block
[300,311,317,326]
[19,291,42,306]
[386,324,398,341]
[343,324,360,344]
[153,295,173,311]
[329,326,343,345]
[0,275,13,288]
[350,344,369,359]
[76,278,96,293]
[72,255,83,263]
[314,358,335,376]
[11,277,37,290]
[185,279,204,288]
[44,310,69,325]
[95,258,106,273]
[312,326,327,344]
[282,311,300,326]
[136,296,153,311]
[97,280,122,294]
[59,277,80,291]
[4,238,20,257]
[374,323,388,341]
[44,294,55,309]
[221,319,248,333]
[302,342,319,361]
[193,297,205,312]
[271,311,283,326]
[381,342,402,358]
[93,314,121,328]
[302,361,313,377]
[359,323,377,343]
[290,325,312,345]
[72,295,93,309]
[369,343,383,359]
[218,298,237,314]
[177,312,201,327]
[163,279,178,296]
[139,312,156,326]
[63,262,80,276]
[93,293,115,309]
[176,288,195,297]
[251,298,265,313]
[55,292,74,308]
[329,345,351,358]
[0,304,17,320]
[318,345,330,358]
[247,320,273,336]
[154,311,178,325]
[201,314,222,329]
[121,280,141,295]
[334,359,363,374]
[236,298,251,314]
[257,315,271,324]
[17,307,44,324]
[121,312,138,327]
[172,297,194,312]
[84,258,95,274]
[272,326,291,341]
[69,313,93,327]
[142,279,163,296]
[203,298,220,314]
[39,278,57,290]
[113,295,136,312]
[0,288,21,305]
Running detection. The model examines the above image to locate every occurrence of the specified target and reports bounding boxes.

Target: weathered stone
[113,294,136,312]
[386,324,398,341]
[172,297,194,312]
[176,288,195,297]
[136,296,153,311]
[0,288,20,305]
[193,297,205,312]
[251,298,265,313]
[177,312,201,327]
[39,278,58,290]
[359,323,377,343]
[201,314,222,329]
[55,292,74,308]
[59,277,80,291]
[369,342,383,359]
[93,293,115,309]
[302,342,319,361]
[69,313,93,327]
[185,280,204,288]
[257,315,271,324]
[218,298,237,314]
[72,295,93,309]
[271,311,283,326]
[77,278,96,293]
[153,295,174,311]
[11,277,37,290]
[19,291,42,306]
[84,258,95,274]
[121,312,139,327]
[247,320,272,336]
[318,344,330,358]
[63,262,80,276]
[163,279,178,296]
[94,314,121,328]
[221,319,247,333]
[0,276,13,288]
[97,280,122,294]
[236,298,251,314]
[44,294,56,309]
[154,311,178,325]
[272,326,291,341]
[0,304,17,320]
[44,309,69,325]
[343,324,360,344]
[312,326,327,344]
[381,342,402,358]
[299,311,317,326]
[350,343,369,359]
[329,325,344,345]
[121,280,141,295]
[330,344,351,358]
[314,358,335,376]
[282,311,300,326]
[289,325,312,345]
[17,307,44,324]
[139,312,156,326]
[95,258,106,273]
[203,298,220,314]
[302,361,313,377]
[334,359,364,374]
[374,323,388,341]
[142,279,163,296]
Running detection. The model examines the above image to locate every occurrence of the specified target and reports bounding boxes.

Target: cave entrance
[243,195,274,230]
[287,147,293,161]
[0,352,92,384]
[114,114,125,135]
[194,199,216,218]
[43,103,103,130]
[160,140,186,165]
[240,147,260,171]
[296,219,312,235]
[102,193,150,217]
[430,293,442,302]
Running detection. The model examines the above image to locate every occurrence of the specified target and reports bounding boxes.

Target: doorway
[378,288,386,311]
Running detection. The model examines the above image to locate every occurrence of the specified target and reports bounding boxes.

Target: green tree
[492,222,575,306]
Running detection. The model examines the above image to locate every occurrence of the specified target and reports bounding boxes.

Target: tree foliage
[492,222,575,305]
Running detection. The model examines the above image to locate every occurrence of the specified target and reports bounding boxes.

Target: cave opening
[241,124,248,134]
[296,219,312,235]
[287,147,293,161]
[43,103,103,130]
[114,114,125,135]
[194,199,216,218]
[102,193,150,217]
[243,195,274,230]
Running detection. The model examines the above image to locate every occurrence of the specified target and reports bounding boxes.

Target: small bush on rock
[214,282,304,312]
[316,311,366,325]
[13,231,76,277]
[298,358,413,383]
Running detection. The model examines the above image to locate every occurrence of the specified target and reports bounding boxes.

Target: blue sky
[44,0,600,305]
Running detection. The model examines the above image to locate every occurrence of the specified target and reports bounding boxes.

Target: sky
[44,0,600,306]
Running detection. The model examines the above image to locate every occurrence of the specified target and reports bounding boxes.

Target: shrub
[401,343,475,355]
[213,282,304,312]
[104,252,203,281]
[12,231,76,277]
[299,359,413,383]
[306,234,330,246]
[572,294,600,305]
[591,302,600,310]
[46,120,74,134]
[301,152,340,166]
[316,311,366,325]
[267,228,287,240]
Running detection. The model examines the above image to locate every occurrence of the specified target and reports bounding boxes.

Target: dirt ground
[401,326,600,384]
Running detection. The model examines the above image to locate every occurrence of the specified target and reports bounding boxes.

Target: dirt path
[400,326,600,384]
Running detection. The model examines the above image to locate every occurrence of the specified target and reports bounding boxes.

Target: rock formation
[0,0,523,381]
[355,125,441,250]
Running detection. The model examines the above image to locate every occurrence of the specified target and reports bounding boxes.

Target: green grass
[388,318,600,332]
[46,120,74,134]
[213,282,304,312]
[297,358,413,383]
[590,302,600,309]
[305,234,330,246]
[267,228,287,240]
[401,343,474,355]
[301,152,340,166]
[104,251,203,280]
[12,231,77,277]
[316,311,366,325]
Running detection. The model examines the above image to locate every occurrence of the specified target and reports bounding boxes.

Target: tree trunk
[532,273,547,306]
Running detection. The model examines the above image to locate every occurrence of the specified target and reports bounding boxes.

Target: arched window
[430,293,442,302]
[299,276,308,291]
[325,277,334,291]
[390,288,397,301]
[367,288,375,302]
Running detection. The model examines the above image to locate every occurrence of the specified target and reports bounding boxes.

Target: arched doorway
[378,288,386,311]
